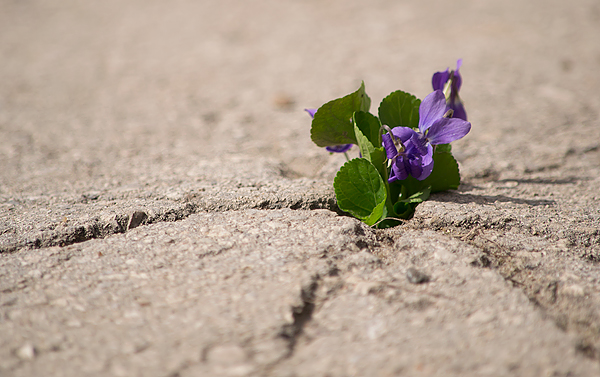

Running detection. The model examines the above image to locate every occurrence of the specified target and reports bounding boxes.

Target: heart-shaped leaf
[334,158,386,226]
[311,82,371,147]
[378,90,421,129]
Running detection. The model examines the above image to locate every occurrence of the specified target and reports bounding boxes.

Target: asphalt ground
[1,0,600,376]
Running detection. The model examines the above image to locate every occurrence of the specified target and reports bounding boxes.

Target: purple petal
[415,162,434,181]
[448,59,466,120]
[382,133,398,159]
[421,144,434,166]
[418,90,448,133]
[415,145,434,180]
[391,127,418,143]
[448,100,467,121]
[383,127,419,159]
[304,108,317,118]
[389,158,408,182]
[405,133,429,157]
[406,155,423,180]
[326,144,353,153]
[426,118,471,145]
[453,60,463,92]
[388,167,398,182]
[409,142,434,167]
[431,69,450,91]
[388,165,399,183]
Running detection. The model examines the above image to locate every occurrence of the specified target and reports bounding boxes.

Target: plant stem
[381,164,397,220]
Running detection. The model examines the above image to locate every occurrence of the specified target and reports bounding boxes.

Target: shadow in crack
[431,191,555,207]
[462,176,585,190]
[278,279,318,357]
[498,177,583,185]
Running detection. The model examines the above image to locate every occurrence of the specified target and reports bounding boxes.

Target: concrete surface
[1,0,600,376]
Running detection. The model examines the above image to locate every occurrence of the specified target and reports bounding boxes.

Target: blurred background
[1,0,599,195]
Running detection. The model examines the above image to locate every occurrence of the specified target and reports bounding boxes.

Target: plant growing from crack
[306,60,471,228]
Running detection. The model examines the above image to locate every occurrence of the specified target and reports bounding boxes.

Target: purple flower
[305,108,353,153]
[382,90,471,182]
[304,108,317,118]
[382,127,433,182]
[432,59,467,121]
[417,90,471,146]
[324,144,353,153]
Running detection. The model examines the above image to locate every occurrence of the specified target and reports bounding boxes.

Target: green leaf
[420,151,460,193]
[311,82,371,147]
[334,158,387,226]
[378,90,421,129]
[353,112,387,178]
[392,186,431,219]
[435,143,452,153]
[353,111,381,147]
[371,148,387,180]
[397,186,431,203]
[392,202,417,219]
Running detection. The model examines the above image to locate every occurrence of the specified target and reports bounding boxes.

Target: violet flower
[382,90,471,182]
[305,108,353,153]
[417,90,471,146]
[382,127,433,182]
[432,59,467,121]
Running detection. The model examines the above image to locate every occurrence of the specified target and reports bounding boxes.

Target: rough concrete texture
[1,0,600,376]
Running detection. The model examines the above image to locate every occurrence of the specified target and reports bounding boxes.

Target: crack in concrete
[455,229,600,361]
[0,193,340,254]
[278,277,319,358]
[256,275,322,377]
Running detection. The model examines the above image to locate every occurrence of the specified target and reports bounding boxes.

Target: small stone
[467,309,496,324]
[16,343,36,360]
[562,284,585,297]
[81,192,100,202]
[127,211,147,230]
[406,267,430,284]
[85,192,100,200]
[273,93,295,109]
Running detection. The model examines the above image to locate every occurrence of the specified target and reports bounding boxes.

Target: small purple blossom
[432,59,467,121]
[305,108,353,153]
[304,108,317,118]
[382,90,471,182]
[382,127,433,182]
[325,144,353,153]
[417,90,471,145]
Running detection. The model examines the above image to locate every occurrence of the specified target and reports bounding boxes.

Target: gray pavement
[1,0,600,376]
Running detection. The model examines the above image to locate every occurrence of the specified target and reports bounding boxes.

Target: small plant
[306,60,470,228]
